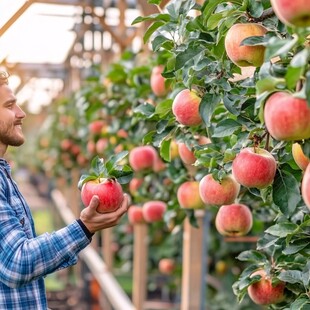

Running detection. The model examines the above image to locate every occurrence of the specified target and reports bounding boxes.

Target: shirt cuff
[76,219,94,240]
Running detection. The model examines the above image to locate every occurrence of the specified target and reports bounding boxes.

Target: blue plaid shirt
[0,159,91,309]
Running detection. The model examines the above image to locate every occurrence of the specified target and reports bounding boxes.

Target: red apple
[199,174,240,206]
[215,203,253,237]
[128,205,145,224]
[270,0,310,27]
[128,145,158,172]
[81,178,123,213]
[292,143,310,171]
[142,200,167,223]
[129,177,144,195]
[89,120,105,135]
[60,139,73,151]
[177,181,205,209]
[178,136,211,165]
[95,138,108,155]
[225,23,267,67]
[158,258,176,275]
[302,164,310,210]
[232,147,277,189]
[248,269,286,305]
[150,65,169,97]
[172,89,202,126]
[264,92,310,141]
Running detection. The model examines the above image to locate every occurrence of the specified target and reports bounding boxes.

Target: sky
[0,1,79,113]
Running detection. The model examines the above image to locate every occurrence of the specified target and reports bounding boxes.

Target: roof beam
[34,0,102,6]
[0,0,35,37]
[7,63,68,79]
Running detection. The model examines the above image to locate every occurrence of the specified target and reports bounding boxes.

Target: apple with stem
[232,147,277,189]
[247,269,286,305]
[79,152,133,213]
[199,174,240,206]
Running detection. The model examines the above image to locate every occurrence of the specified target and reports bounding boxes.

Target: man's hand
[79,194,129,233]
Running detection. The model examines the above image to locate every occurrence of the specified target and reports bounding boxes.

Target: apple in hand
[224,23,267,67]
[129,145,158,172]
[150,65,169,97]
[177,181,205,209]
[172,89,202,126]
[248,269,286,305]
[81,178,124,213]
[158,258,176,275]
[79,153,132,214]
[128,205,145,224]
[270,0,310,27]
[264,92,310,141]
[142,200,167,223]
[215,203,253,237]
[292,143,310,171]
[199,174,240,206]
[302,164,310,210]
[232,147,277,189]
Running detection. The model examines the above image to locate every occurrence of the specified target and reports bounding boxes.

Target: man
[0,71,129,309]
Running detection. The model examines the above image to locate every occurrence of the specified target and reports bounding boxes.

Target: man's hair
[0,71,9,85]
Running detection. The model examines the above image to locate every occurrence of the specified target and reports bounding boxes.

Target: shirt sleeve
[0,179,91,288]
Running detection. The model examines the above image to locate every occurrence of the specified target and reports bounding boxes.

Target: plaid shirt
[0,159,91,309]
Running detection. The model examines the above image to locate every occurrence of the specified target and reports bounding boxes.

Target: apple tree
[132,0,310,308]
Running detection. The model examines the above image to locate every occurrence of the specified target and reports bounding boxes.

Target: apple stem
[247,8,275,22]
[264,132,270,151]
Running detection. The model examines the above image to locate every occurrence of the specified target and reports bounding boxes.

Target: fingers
[88,195,100,210]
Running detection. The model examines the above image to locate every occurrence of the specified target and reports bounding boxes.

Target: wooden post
[181,210,210,310]
[132,223,148,310]
[102,228,114,271]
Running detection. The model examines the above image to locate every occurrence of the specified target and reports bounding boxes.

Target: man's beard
[0,120,25,147]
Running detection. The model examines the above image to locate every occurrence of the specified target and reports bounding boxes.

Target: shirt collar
[0,158,11,174]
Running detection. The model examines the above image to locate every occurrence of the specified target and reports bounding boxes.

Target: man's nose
[16,105,26,119]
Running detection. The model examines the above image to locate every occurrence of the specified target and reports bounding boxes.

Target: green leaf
[131,13,170,26]
[143,21,165,43]
[160,139,171,162]
[265,36,299,60]
[90,156,107,177]
[277,270,303,285]
[282,240,309,255]
[133,103,155,117]
[155,99,173,117]
[105,151,129,174]
[152,35,173,52]
[236,250,268,263]
[212,119,241,138]
[175,46,205,71]
[111,166,133,184]
[247,0,264,18]
[272,170,301,216]
[200,94,221,126]
[290,48,310,67]
[265,222,299,238]
[290,297,310,310]
[77,174,97,190]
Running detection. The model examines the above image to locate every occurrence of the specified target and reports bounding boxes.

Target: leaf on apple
[78,152,133,190]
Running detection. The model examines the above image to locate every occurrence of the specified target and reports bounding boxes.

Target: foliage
[33,0,310,307]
